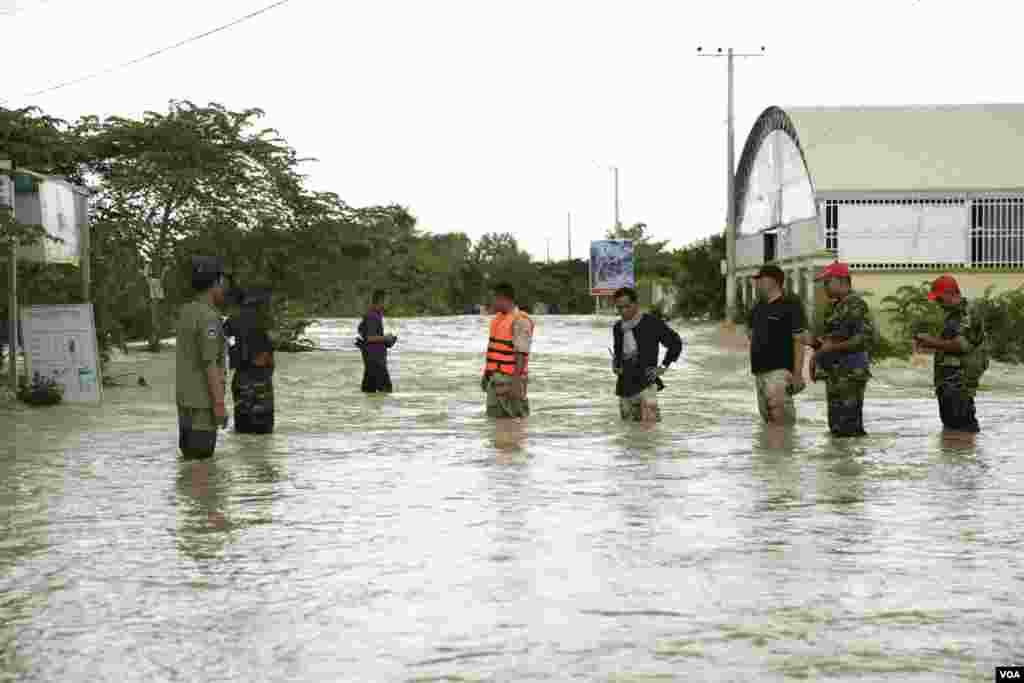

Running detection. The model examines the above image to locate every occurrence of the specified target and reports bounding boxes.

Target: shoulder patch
[207,321,220,339]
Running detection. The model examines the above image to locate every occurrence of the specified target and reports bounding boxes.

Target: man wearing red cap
[809,262,876,437]
[913,274,988,433]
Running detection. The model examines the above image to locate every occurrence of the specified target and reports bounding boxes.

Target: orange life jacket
[485,309,533,375]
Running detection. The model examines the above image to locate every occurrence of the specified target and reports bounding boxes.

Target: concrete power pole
[697,46,765,322]
[1,161,15,392]
[613,166,621,231]
[567,212,572,261]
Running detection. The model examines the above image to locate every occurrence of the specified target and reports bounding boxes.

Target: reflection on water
[1,315,1022,681]
[176,460,231,563]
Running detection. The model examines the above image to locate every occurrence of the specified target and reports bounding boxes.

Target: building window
[971,198,1024,266]
[825,201,839,252]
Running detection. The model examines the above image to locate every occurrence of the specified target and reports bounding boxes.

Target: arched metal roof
[737,104,1024,216]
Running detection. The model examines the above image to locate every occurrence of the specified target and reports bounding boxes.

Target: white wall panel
[736,233,762,269]
[776,218,820,260]
[838,203,967,263]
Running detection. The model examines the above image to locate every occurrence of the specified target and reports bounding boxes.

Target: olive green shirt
[175,297,225,409]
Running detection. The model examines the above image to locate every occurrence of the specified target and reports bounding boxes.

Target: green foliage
[76,100,325,350]
[17,372,64,406]
[879,281,1024,363]
[672,234,726,320]
[880,282,944,341]
[607,222,674,279]
[1,100,744,349]
[968,285,1024,364]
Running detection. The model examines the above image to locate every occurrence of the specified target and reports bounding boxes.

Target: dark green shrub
[17,372,64,406]
[880,281,1024,364]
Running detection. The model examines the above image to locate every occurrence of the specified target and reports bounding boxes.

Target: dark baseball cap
[191,255,224,277]
[751,264,785,285]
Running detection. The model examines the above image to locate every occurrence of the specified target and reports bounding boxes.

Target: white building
[12,172,90,266]
[733,104,1024,329]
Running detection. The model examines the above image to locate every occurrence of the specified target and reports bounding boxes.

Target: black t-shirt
[749,294,807,375]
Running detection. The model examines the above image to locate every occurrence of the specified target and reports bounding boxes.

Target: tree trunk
[147,295,160,352]
[147,214,173,353]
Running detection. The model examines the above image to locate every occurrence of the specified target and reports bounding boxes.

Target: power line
[0,0,295,106]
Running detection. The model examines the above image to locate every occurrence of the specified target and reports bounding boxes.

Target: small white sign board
[0,174,12,210]
[20,304,103,403]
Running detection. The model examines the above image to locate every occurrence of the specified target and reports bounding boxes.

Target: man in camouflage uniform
[224,288,275,433]
[913,274,987,434]
[810,262,875,437]
[175,256,229,459]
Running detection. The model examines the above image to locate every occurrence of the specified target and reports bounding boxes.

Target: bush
[17,372,64,406]
[880,281,1024,364]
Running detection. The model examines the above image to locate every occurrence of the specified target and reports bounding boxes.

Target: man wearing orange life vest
[481,282,534,419]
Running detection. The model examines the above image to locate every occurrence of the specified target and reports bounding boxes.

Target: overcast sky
[2,0,1021,261]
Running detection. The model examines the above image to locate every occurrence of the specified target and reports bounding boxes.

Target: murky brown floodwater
[2,315,1022,681]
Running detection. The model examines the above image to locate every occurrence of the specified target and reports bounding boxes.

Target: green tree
[606,222,673,278]
[670,233,725,319]
[75,100,320,350]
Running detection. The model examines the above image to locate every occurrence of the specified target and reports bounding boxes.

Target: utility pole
[1,161,15,392]
[567,211,572,261]
[697,45,765,323]
[546,237,551,264]
[613,166,621,231]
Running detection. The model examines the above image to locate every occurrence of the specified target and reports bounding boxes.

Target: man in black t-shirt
[747,265,807,425]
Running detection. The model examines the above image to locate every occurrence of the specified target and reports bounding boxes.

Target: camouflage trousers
[486,374,530,419]
[823,371,869,438]
[232,372,274,434]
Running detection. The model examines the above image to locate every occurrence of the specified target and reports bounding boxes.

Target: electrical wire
[0,0,295,106]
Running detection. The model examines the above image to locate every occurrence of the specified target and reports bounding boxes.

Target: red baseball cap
[814,261,850,281]
[928,274,960,300]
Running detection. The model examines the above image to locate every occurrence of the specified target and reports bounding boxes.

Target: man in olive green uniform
[176,256,228,460]
[809,262,876,437]
[913,275,987,433]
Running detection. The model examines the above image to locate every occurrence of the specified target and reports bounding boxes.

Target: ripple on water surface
[1,316,1022,681]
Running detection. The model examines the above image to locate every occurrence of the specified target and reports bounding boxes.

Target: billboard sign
[589,240,635,295]
[20,304,103,403]
[39,179,83,265]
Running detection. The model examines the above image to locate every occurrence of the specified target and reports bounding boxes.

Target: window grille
[824,201,839,252]
[971,198,1024,266]
[822,197,1024,267]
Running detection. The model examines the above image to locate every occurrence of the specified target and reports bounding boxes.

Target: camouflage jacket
[934,299,988,394]
[816,292,875,381]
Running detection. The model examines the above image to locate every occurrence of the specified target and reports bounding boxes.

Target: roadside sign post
[1,160,16,393]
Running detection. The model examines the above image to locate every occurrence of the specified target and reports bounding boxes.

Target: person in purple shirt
[356,291,397,393]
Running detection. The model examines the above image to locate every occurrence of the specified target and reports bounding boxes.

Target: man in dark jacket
[611,287,684,422]
[356,290,397,393]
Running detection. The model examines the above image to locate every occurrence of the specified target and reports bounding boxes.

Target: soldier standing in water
[809,262,877,438]
[913,274,988,434]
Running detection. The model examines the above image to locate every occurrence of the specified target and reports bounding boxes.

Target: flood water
[2,315,1022,681]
